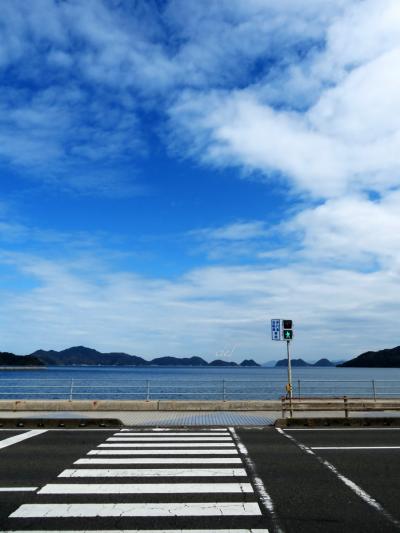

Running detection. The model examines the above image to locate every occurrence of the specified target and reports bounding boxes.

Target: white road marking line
[98,442,235,448]
[39,482,254,494]
[229,427,283,533]
[88,449,239,455]
[107,437,232,441]
[0,487,37,492]
[10,501,262,518]
[75,457,242,464]
[0,430,47,450]
[4,530,269,533]
[312,446,400,450]
[278,428,400,528]
[114,429,229,437]
[58,467,247,477]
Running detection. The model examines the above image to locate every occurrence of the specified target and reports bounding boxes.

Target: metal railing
[0,378,399,400]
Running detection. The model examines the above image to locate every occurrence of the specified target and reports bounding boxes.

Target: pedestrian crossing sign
[271,319,282,341]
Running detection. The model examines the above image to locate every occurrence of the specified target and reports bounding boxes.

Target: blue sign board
[271,319,282,341]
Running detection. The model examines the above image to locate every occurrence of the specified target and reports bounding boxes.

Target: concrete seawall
[0,400,281,411]
[1,398,400,412]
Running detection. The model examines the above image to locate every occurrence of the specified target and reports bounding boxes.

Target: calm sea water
[1,366,400,400]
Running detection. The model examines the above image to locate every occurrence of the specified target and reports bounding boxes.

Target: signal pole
[286,339,293,416]
[271,318,294,417]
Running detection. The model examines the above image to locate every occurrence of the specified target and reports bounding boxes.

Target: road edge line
[276,427,400,529]
[229,426,284,533]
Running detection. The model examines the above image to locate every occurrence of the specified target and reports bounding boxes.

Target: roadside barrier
[0,378,399,400]
[281,397,400,418]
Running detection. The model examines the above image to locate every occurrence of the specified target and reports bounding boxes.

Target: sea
[1,366,400,400]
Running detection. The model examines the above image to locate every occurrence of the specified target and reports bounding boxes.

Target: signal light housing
[283,319,293,340]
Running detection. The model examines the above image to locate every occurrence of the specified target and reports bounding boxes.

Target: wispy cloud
[1,246,399,361]
[0,0,353,195]
[191,221,268,241]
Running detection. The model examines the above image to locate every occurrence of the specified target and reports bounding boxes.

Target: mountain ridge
[275,357,336,367]
[0,346,262,367]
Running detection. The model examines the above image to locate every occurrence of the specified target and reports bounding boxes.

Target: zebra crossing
[6,427,271,532]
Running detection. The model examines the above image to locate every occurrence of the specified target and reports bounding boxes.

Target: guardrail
[0,378,399,400]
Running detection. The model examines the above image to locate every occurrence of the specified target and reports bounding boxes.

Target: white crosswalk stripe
[6,530,269,533]
[114,430,229,437]
[106,437,233,441]
[8,427,270,531]
[88,448,239,455]
[58,467,246,477]
[75,457,243,464]
[38,482,254,494]
[11,502,262,518]
[98,442,236,447]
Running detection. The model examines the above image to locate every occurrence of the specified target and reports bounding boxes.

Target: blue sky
[1,0,400,362]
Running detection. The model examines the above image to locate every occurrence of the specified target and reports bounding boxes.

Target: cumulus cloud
[286,192,400,269]
[167,0,400,200]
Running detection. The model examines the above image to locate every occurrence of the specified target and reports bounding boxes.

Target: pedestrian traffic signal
[283,319,293,340]
[283,329,293,340]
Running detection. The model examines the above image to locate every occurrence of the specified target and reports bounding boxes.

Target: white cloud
[191,221,267,241]
[188,221,272,261]
[167,0,400,200]
[286,192,400,269]
[1,0,400,361]
[1,248,399,361]
[1,0,387,198]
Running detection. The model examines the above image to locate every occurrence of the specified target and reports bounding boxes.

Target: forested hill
[0,352,44,366]
[338,346,400,367]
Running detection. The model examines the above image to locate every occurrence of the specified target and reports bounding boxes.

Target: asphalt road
[0,426,399,532]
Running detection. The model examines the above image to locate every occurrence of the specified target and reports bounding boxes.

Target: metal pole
[287,340,293,416]
[372,379,376,401]
[69,378,74,401]
[146,380,150,401]
[222,379,226,401]
[298,379,301,400]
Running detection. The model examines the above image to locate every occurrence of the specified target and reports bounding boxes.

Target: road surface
[0,425,399,532]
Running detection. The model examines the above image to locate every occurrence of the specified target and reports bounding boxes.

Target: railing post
[69,378,74,401]
[146,380,150,401]
[372,380,376,401]
[298,379,301,400]
[222,379,226,401]
[344,395,348,418]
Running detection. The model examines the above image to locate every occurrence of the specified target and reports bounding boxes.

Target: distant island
[0,346,260,367]
[0,352,44,367]
[275,358,335,368]
[9,344,400,368]
[338,345,400,367]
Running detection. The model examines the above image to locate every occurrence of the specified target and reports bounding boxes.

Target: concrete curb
[0,418,123,429]
[1,398,400,412]
[275,417,400,428]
